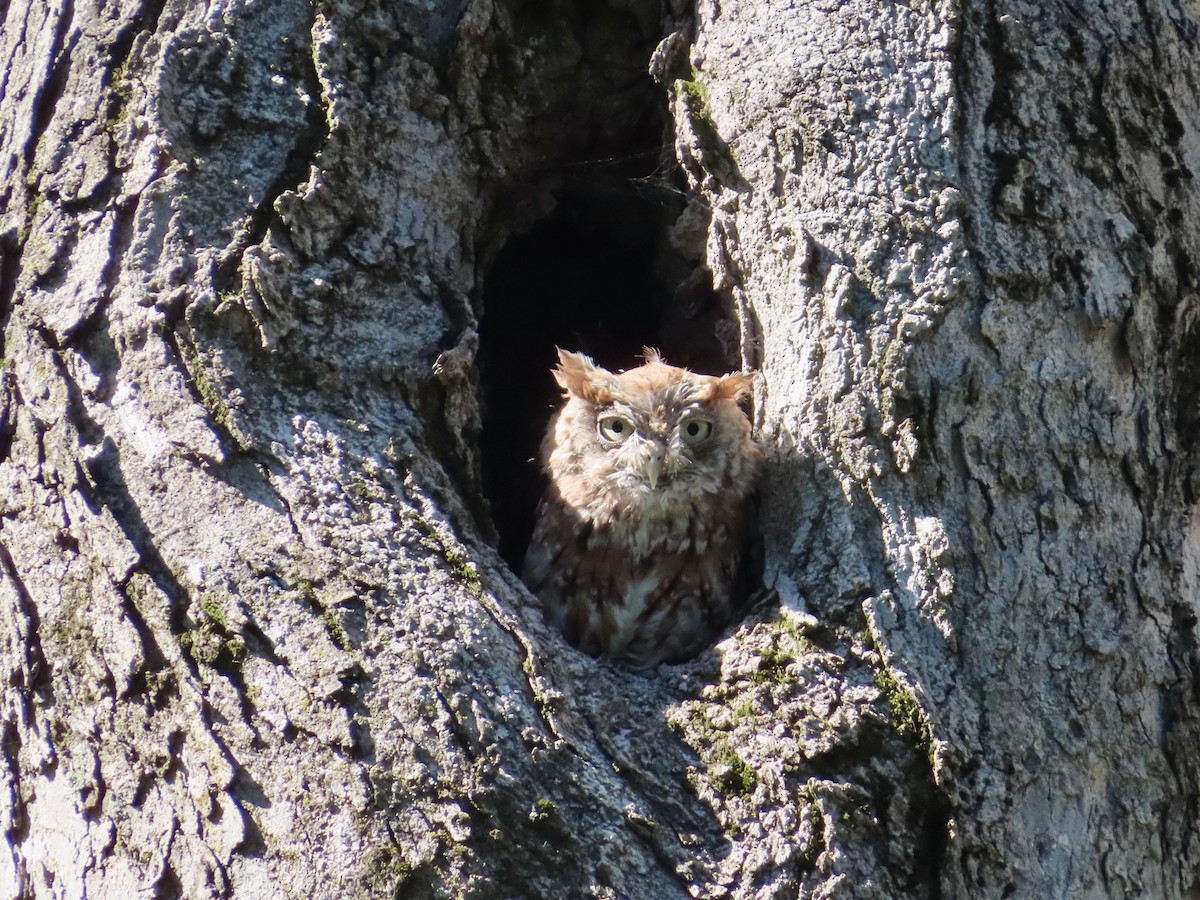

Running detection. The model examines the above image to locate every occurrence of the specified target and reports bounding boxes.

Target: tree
[2,0,1197,896]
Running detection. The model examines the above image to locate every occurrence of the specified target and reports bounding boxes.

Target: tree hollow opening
[479,171,739,568]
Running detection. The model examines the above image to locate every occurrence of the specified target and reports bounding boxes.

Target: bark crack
[23,0,78,174]
[0,230,21,336]
[104,0,170,99]
[0,539,50,701]
[160,325,240,461]
[0,719,30,895]
[73,444,190,638]
[0,370,18,466]
[479,592,580,752]
[212,4,332,293]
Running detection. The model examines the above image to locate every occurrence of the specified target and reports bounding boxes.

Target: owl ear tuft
[716,371,754,401]
[553,348,616,403]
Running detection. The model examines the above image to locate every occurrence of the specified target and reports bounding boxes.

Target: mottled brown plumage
[522,348,760,667]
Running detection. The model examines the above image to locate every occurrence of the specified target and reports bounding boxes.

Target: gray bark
[0,0,1197,898]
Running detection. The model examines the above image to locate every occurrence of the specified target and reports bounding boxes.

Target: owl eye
[680,417,713,445]
[598,414,635,443]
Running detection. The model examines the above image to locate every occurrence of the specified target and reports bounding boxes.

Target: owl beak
[646,453,664,489]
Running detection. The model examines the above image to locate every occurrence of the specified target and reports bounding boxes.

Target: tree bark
[1,0,1198,898]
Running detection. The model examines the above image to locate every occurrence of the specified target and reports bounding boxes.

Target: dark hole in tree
[478,155,741,568]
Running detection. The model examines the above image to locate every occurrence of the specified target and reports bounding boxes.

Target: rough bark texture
[1,0,1198,898]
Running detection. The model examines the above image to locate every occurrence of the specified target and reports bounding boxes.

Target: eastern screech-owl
[522,348,760,667]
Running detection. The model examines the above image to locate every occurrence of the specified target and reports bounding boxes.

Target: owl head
[544,348,759,519]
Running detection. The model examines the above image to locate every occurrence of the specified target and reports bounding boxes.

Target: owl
[521,348,761,668]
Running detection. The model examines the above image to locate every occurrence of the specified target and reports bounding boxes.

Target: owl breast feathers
[521,348,761,668]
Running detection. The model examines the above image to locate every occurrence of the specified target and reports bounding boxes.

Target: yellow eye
[598,415,635,442]
[680,417,713,445]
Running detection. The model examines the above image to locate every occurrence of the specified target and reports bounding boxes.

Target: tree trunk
[1,0,1197,897]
